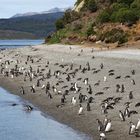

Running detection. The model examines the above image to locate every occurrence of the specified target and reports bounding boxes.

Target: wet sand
[0,44,140,140]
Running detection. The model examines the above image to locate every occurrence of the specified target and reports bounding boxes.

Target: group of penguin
[0,46,140,140]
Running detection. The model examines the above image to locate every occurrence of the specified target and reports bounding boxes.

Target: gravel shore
[0,44,140,140]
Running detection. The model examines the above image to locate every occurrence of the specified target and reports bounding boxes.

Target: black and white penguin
[83,78,89,85]
[86,102,91,111]
[96,119,104,132]
[30,85,35,93]
[136,119,140,130]
[100,63,104,69]
[131,79,136,85]
[119,110,125,121]
[105,119,112,132]
[78,104,83,115]
[100,133,106,140]
[20,86,25,95]
[129,91,133,100]
[129,122,136,135]
[124,107,130,118]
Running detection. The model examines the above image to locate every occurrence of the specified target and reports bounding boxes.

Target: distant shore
[0,44,140,140]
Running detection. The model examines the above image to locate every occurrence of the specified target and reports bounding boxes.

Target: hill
[0,11,64,39]
[47,0,140,47]
[0,30,37,39]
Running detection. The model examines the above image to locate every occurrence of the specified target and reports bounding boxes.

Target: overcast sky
[0,0,76,18]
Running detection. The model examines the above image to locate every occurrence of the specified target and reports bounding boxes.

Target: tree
[87,0,97,12]
[115,8,137,23]
[55,19,64,30]
[97,10,111,23]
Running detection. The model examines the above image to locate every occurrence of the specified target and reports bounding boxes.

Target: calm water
[0,40,44,49]
[0,87,91,140]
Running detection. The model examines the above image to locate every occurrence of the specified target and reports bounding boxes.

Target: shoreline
[0,44,140,140]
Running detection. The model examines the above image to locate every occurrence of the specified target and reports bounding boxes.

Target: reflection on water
[0,87,91,140]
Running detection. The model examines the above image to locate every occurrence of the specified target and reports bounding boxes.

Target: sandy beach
[0,44,140,140]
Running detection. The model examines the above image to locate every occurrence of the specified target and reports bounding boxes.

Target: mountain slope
[47,0,140,46]
[0,12,64,39]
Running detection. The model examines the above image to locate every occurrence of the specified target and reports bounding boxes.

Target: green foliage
[72,21,83,31]
[55,19,64,30]
[47,29,67,44]
[87,0,97,12]
[97,9,110,23]
[114,8,137,23]
[117,0,134,6]
[130,0,140,18]
[86,23,96,37]
[99,28,128,44]
[62,9,81,25]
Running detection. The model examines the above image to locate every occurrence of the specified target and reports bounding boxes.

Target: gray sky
[0,0,76,18]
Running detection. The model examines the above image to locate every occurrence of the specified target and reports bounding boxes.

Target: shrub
[86,23,96,37]
[99,28,128,44]
[115,8,137,23]
[55,19,64,30]
[72,21,82,31]
[97,9,111,23]
[87,0,97,12]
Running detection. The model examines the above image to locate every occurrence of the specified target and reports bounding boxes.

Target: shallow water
[0,40,43,49]
[0,87,91,140]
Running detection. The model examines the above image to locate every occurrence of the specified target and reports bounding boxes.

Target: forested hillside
[47,0,140,46]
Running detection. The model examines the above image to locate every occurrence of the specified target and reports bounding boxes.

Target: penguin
[25,105,33,111]
[121,84,125,93]
[86,102,91,111]
[103,115,108,129]
[87,85,92,94]
[30,85,35,93]
[131,79,136,85]
[136,119,140,130]
[119,110,125,121]
[100,133,106,140]
[78,104,83,115]
[124,107,130,118]
[129,122,136,135]
[83,78,88,85]
[116,84,120,92]
[105,119,112,132]
[103,76,107,82]
[131,70,135,75]
[129,91,133,100]
[100,63,104,69]
[72,97,77,105]
[96,119,104,132]
[20,86,25,95]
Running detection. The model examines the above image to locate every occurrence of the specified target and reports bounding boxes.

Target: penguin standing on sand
[96,119,104,132]
[100,133,106,140]
[30,85,35,93]
[131,79,136,85]
[83,78,88,85]
[116,84,120,93]
[100,63,104,69]
[119,110,125,121]
[72,97,77,105]
[103,76,107,82]
[78,104,83,115]
[129,122,136,135]
[136,119,140,130]
[86,102,91,111]
[105,119,112,132]
[124,107,130,118]
[121,84,125,93]
[20,86,25,95]
[129,91,133,100]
